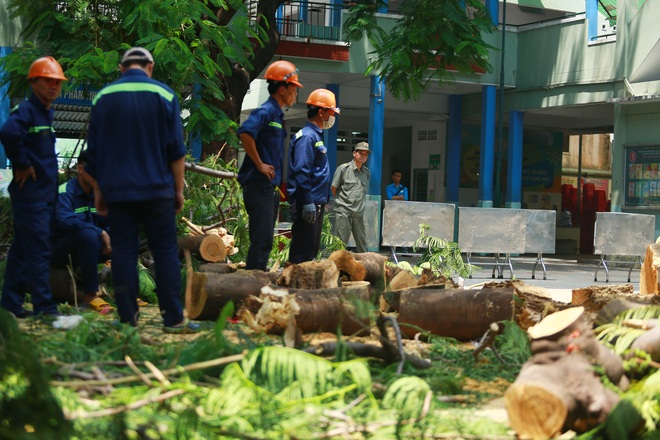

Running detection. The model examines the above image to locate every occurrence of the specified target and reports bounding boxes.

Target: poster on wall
[624,145,660,207]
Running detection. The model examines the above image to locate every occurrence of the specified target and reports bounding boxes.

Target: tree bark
[276,260,340,289]
[397,286,516,340]
[49,267,84,304]
[178,234,226,263]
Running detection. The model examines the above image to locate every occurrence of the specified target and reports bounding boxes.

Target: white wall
[410,121,446,202]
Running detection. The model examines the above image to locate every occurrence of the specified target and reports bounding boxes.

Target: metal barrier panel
[347,200,380,250]
[594,212,656,256]
[525,209,556,254]
[458,207,527,254]
[381,201,456,247]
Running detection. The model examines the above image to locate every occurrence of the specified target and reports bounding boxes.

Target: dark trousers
[107,199,183,327]
[1,200,58,315]
[289,203,325,264]
[243,181,279,271]
[51,229,107,294]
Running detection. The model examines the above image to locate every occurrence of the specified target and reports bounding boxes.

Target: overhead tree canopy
[1,0,495,158]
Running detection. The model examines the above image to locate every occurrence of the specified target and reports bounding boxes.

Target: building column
[445,94,462,203]
[367,75,384,196]
[505,110,524,208]
[479,85,496,207]
[326,83,339,176]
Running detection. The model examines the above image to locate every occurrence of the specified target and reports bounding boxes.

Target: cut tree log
[505,306,626,439]
[328,250,388,294]
[397,286,516,340]
[276,260,340,289]
[237,282,371,336]
[198,262,238,274]
[178,234,226,263]
[49,267,84,304]
[185,270,276,320]
[640,243,660,294]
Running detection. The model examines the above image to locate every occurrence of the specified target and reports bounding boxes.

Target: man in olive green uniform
[331,142,370,252]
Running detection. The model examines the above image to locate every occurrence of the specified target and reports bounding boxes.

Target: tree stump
[505,306,626,439]
[178,234,226,263]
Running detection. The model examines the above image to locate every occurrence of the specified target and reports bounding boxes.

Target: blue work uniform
[86,69,187,327]
[386,183,408,201]
[51,178,109,294]
[0,94,60,316]
[237,96,285,270]
[286,122,330,263]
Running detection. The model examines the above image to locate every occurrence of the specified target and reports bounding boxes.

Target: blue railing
[247,1,347,41]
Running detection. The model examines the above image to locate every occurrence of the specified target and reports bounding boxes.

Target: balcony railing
[247,1,348,41]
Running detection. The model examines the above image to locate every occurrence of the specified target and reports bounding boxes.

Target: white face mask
[322,114,336,130]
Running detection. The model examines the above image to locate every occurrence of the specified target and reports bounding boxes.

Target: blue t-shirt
[386,182,408,201]
[0,94,58,202]
[86,69,187,203]
[237,96,285,186]
[287,122,330,205]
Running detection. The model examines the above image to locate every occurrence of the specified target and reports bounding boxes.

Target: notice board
[625,145,660,207]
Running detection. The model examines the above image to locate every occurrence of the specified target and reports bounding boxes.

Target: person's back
[87,69,183,204]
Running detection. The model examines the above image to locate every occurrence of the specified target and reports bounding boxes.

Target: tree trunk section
[506,306,626,439]
[49,268,84,304]
[178,234,226,263]
[397,286,516,340]
[291,284,371,335]
[505,352,619,439]
[185,270,275,320]
[328,250,388,294]
[276,260,340,289]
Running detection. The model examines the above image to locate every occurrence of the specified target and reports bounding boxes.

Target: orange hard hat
[28,56,68,81]
[264,60,302,87]
[306,89,340,114]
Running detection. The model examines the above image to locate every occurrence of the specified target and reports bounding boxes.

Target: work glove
[302,203,317,223]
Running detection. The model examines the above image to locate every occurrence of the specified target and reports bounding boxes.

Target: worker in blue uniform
[51,149,113,314]
[0,56,68,318]
[238,60,303,271]
[85,47,197,333]
[286,89,340,264]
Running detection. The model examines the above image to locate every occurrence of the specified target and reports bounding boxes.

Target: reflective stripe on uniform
[268,121,282,129]
[92,82,174,105]
[28,126,53,133]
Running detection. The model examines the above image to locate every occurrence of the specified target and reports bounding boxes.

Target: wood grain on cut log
[640,243,660,294]
[397,286,515,340]
[178,234,226,263]
[276,260,340,289]
[185,270,275,320]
